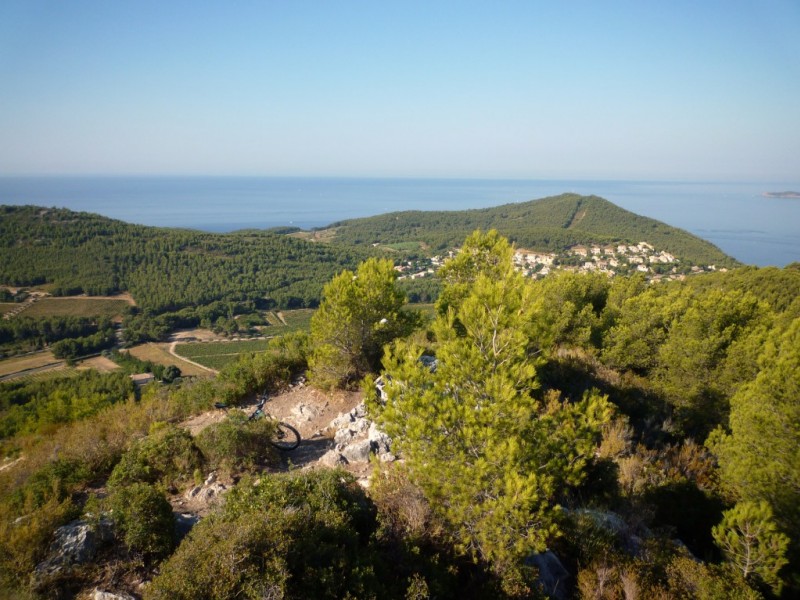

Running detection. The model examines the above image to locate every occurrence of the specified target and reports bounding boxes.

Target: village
[394,241,727,282]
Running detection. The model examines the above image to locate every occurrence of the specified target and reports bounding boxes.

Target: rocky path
[173,381,394,516]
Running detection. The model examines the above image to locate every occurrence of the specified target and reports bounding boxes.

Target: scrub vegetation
[0,204,798,598]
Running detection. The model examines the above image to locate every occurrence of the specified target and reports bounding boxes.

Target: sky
[0,1,798,180]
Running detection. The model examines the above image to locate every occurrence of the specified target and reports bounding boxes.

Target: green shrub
[0,496,77,590]
[194,413,277,475]
[108,423,202,490]
[147,470,383,600]
[9,458,91,513]
[108,482,174,559]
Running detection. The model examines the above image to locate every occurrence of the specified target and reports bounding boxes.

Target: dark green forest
[0,205,370,312]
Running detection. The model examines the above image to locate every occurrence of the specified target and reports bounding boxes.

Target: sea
[0,176,798,267]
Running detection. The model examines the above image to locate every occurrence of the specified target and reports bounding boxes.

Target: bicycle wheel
[269,422,301,451]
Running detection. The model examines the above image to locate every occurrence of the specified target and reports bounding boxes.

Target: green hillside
[0,206,369,312]
[325,193,737,266]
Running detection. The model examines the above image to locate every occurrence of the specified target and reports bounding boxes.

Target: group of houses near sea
[394,242,726,283]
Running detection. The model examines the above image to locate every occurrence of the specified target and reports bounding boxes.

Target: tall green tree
[371,233,611,591]
[309,258,417,389]
[709,317,800,572]
[712,501,789,595]
[435,228,515,317]
[654,289,768,437]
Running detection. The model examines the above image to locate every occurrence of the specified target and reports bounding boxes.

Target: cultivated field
[22,297,131,319]
[127,343,212,377]
[274,309,314,332]
[0,351,60,377]
[174,339,273,370]
[0,350,68,382]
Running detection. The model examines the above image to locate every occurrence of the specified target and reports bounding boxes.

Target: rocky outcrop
[33,517,115,587]
[183,471,228,505]
[321,402,395,467]
[526,550,570,600]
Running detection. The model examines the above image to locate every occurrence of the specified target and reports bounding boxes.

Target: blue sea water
[0,176,798,267]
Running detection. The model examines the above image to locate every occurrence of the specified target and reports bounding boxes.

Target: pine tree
[371,231,611,590]
[309,258,417,389]
[713,501,789,594]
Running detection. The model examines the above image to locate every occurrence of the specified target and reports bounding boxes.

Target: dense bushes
[107,423,202,490]
[146,470,381,599]
[194,413,278,475]
[0,371,136,442]
[107,482,174,559]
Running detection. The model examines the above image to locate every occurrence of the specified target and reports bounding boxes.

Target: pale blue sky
[0,1,798,180]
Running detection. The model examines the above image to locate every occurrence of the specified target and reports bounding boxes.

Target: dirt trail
[173,384,366,516]
[168,341,217,374]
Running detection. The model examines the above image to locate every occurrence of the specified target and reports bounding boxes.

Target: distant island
[763,191,800,198]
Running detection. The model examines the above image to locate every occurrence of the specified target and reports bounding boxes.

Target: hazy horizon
[1,2,798,181]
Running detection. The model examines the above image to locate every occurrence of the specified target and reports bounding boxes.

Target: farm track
[169,342,218,374]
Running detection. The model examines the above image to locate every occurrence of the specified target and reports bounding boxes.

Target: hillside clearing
[127,343,213,377]
[22,297,131,319]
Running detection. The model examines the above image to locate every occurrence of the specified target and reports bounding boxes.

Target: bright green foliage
[194,412,278,475]
[372,235,612,583]
[601,285,692,373]
[309,257,417,389]
[108,482,174,559]
[216,331,308,401]
[654,289,769,436]
[709,318,800,557]
[712,501,789,594]
[0,371,135,441]
[435,229,515,316]
[529,271,610,350]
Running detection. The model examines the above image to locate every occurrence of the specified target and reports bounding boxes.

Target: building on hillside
[130,373,155,386]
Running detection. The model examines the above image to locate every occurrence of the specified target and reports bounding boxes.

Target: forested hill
[0,205,368,312]
[324,193,737,266]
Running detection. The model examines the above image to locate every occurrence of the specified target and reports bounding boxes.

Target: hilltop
[314,193,737,267]
[0,195,736,320]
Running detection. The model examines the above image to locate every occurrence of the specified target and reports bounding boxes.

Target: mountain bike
[214,391,301,451]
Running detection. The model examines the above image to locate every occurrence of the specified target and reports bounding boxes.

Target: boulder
[319,450,348,467]
[33,518,115,584]
[378,452,396,463]
[292,403,319,422]
[334,427,355,446]
[368,422,392,454]
[526,550,569,600]
[341,439,372,463]
[330,412,354,430]
[174,512,200,542]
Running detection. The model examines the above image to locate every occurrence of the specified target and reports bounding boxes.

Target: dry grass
[0,351,60,377]
[76,355,121,373]
[289,228,337,243]
[127,343,211,377]
[22,297,130,319]
[0,303,15,316]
